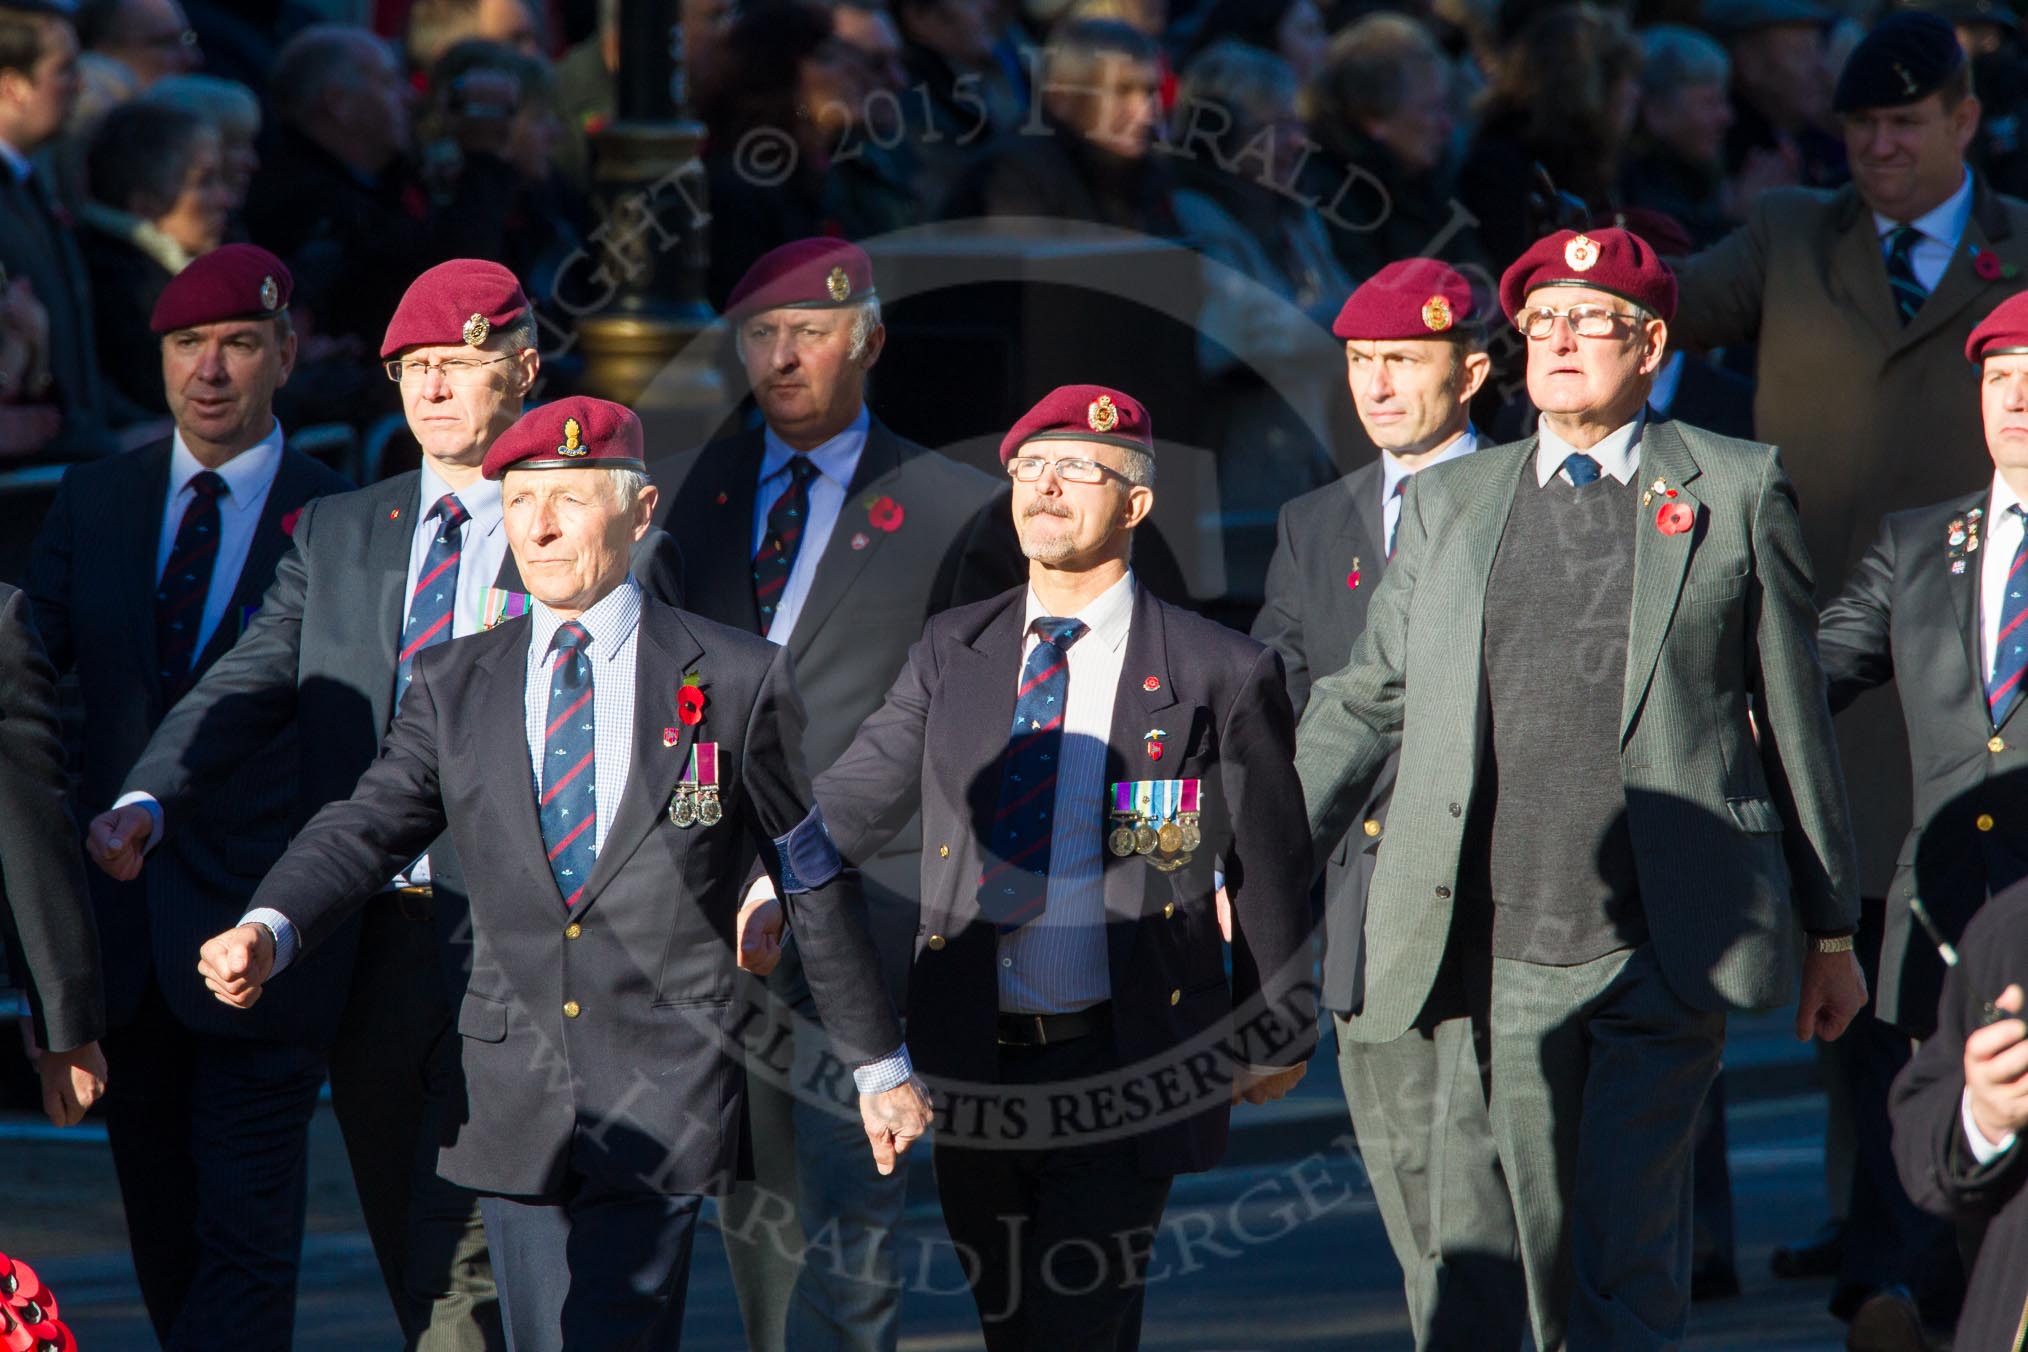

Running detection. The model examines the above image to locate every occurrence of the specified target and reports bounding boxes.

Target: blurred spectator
[404,0,540,71]
[245,24,518,352]
[1299,13,1485,280]
[0,276,59,458]
[1458,1,1640,268]
[1176,0,1330,85]
[894,0,1026,204]
[549,0,608,189]
[1624,24,1735,248]
[830,0,907,95]
[80,100,227,414]
[826,0,929,237]
[943,19,1180,234]
[1170,39,1347,600]
[0,0,129,459]
[143,72,261,219]
[74,0,201,88]
[1704,0,1845,189]
[1945,0,2028,198]
[1065,0,1166,35]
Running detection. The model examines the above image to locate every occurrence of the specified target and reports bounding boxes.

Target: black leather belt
[996,1002,1110,1047]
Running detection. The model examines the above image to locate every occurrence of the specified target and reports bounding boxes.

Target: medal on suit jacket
[480,587,530,630]
[668,742,721,828]
[1109,779,1201,870]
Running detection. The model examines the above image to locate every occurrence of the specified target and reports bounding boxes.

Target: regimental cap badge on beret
[826,266,851,302]
[1564,234,1599,272]
[1421,296,1454,332]
[1088,395,1119,433]
[463,312,491,346]
[259,275,279,311]
[1894,60,1917,95]
[557,417,586,457]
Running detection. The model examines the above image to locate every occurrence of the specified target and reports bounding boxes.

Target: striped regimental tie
[155,470,226,696]
[539,620,599,908]
[396,493,470,709]
[752,455,818,632]
[977,617,1087,933]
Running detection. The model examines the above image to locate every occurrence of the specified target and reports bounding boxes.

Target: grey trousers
[1336,978,1527,1350]
[1479,943,1725,1352]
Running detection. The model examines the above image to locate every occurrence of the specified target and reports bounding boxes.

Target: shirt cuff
[852,1047,914,1094]
[241,907,301,977]
[1962,1087,2019,1166]
[111,791,165,856]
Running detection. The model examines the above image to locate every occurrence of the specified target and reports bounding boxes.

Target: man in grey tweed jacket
[1296,228,1869,1351]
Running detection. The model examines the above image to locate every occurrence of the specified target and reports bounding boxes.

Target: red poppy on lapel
[1346,569,1360,590]
[1656,502,1695,536]
[281,507,303,536]
[867,495,904,532]
[678,672,707,726]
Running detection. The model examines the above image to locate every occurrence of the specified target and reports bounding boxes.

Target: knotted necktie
[978,617,1087,933]
[752,456,819,633]
[396,494,470,709]
[155,470,227,694]
[1386,477,1409,558]
[1562,452,1602,486]
[1885,225,1928,326]
[1989,506,2028,726]
[539,621,598,908]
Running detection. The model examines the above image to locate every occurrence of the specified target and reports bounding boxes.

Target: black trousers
[478,1184,703,1352]
[931,1030,1174,1352]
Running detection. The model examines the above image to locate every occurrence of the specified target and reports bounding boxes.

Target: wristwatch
[1807,933,1856,955]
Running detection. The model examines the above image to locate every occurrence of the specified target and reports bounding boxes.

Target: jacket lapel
[576,602,704,912]
[1826,188,1903,353]
[1620,420,1704,744]
[1948,492,1989,721]
[1102,586,1177,992]
[787,419,908,655]
[1899,178,2016,357]
[695,432,767,634]
[473,620,554,900]
[194,451,307,673]
[369,476,423,728]
[118,441,174,707]
[927,595,1027,939]
[1349,459,1386,565]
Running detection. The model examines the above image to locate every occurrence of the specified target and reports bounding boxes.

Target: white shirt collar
[530,577,642,667]
[1023,569,1136,654]
[1381,425,1478,501]
[1874,166,1975,248]
[1535,411,1645,486]
[169,420,285,511]
[1991,470,2025,522]
[760,404,870,489]
[418,459,504,537]
[0,138,28,183]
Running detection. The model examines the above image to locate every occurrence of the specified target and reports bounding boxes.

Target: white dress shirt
[1381,427,1478,551]
[999,571,1136,1014]
[406,462,510,643]
[1962,1088,2020,1165]
[1875,168,1976,293]
[752,406,869,645]
[155,422,285,663]
[1981,474,2028,685]
[1534,413,1646,487]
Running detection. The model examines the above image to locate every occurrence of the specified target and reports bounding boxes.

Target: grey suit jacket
[1297,418,1861,1044]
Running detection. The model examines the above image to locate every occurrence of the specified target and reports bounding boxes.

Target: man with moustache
[1253,260,1525,1350]
[192,397,930,1352]
[24,245,351,1349]
[812,385,1317,1351]
[1297,228,1867,1349]
[90,260,681,1349]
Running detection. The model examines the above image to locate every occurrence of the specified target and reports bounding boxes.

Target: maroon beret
[725,237,876,319]
[381,259,529,358]
[1591,207,1695,263]
[1499,227,1678,324]
[1332,260,1476,341]
[1966,290,2028,363]
[998,384,1153,464]
[149,244,291,333]
[482,397,646,480]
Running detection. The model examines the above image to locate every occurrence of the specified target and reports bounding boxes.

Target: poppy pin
[678,671,707,726]
[1656,502,1695,536]
[866,495,905,532]
[281,507,303,536]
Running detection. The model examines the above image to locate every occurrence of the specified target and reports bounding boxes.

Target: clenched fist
[87,803,156,880]
[198,923,276,1009]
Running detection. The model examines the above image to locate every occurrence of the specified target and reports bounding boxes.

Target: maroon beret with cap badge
[1331,259,1477,341]
[482,396,646,479]
[381,259,530,358]
[149,244,292,333]
[1966,290,2028,363]
[1499,227,1678,324]
[724,238,876,319]
[998,384,1153,464]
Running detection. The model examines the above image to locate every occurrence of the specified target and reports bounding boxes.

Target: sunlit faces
[1983,352,2028,472]
[502,467,656,615]
[1520,285,1667,423]
[1844,91,1979,224]
[738,305,881,449]
[396,340,538,467]
[1008,438,1154,567]
[1344,338,1487,457]
[161,317,296,456]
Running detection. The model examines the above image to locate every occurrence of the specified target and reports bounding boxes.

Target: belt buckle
[1031,1013,1048,1047]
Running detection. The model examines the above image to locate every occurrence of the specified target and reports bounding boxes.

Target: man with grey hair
[94,260,682,1352]
[666,236,1022,1352]
[1625,25,1736,248]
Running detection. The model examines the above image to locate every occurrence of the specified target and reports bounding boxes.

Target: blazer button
[1449,802,1462,818]
[1434,885,1451,899]
[926,934,946,950]
[564,923,582,940]
[1991,736,2007,754]
[939,845,950,858]
[562,1000,581,1018]
[1169,988,1181,1005]
[1977,813,1996,832]
[1162,901,1176,919]
[1362,819,1382,837]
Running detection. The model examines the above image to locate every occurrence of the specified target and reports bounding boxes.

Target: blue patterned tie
[155,470,226,695]
[396,493,470,709]
[752,456,819,633]
[978,617,1087,933]
[539,621,598,908]
[1885,226,1928,325]
[1990,506,2028,726]
[1562,452,1602,486]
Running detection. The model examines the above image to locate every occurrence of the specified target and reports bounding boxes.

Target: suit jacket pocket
[1726,796,1784,835]
[1683,572,1749,606]
[458,992,509,1042]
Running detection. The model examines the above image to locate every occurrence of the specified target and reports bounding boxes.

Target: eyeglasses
[1515,304,1643,339]
[383,355,514,385]
[1006,455,1132,485]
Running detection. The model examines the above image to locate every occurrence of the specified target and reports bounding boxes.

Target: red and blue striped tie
[155,470,226,696]
[396,494,469,709]
[978,617,1087,933]
[539,621,598,908]
[752,455,818,633]
[1990,506,2028,726]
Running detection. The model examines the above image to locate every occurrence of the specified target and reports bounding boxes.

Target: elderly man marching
[1295,227,1868,1349]
[195,397,929,1352]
